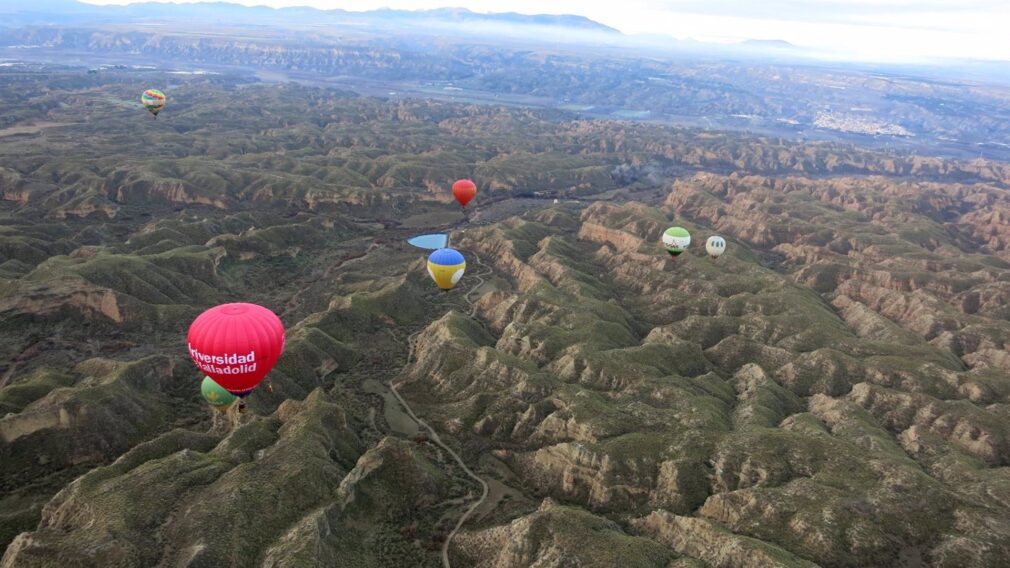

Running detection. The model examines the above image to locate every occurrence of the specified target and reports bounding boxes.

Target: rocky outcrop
[260,436,450,567]
[0,284,123,323]
[847,383,1010,466]
[633,510,817,568]
[452,499,673,567]
[1,356,180,477]
[2,390,369,568]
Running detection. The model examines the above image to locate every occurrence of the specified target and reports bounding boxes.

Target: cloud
[593,0,1010,61]
[641,0,1006,20]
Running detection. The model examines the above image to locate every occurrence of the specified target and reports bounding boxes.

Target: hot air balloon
[706,236,726,259]
[141,89,166,118]
[427,248,466,290]
[662,227,691,258]
[201,376,237,412]
[187,303,285,396]
[452,179,477,208]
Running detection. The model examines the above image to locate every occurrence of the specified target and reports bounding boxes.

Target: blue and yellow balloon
[427,248,466,290]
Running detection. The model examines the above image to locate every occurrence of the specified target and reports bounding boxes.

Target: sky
[81,0,1010,63]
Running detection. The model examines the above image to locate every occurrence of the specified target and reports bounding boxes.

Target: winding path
[386,252,494,568]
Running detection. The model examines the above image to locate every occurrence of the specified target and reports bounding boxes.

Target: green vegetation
[3,70,1010,567]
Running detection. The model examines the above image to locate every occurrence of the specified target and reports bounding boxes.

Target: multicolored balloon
[706,236,726,259]
[662,227,691,257]
[427,248,466,290]
[452,179,477,208]
[201,376,237,412]
[187,303,285,396]
[141,89,166,117]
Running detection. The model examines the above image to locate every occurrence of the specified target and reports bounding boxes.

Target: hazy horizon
[75,0,1010,64]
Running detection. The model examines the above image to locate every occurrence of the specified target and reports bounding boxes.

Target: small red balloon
[452,179,477,207]
[187,303,285,396]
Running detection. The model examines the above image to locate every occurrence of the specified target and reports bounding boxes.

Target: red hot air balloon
[452,179,477,208]
[187,303,285,396]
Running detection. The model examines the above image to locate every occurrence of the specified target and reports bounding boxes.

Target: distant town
[813,112,913,136]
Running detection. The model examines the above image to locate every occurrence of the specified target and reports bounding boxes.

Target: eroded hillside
[3,68,1010,567]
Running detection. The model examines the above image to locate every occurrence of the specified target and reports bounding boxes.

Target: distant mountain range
[740,39,797,49]
[0,0,620,33]
[0,0,815,57]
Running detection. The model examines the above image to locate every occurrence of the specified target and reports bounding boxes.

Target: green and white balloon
[662,227,691,257]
